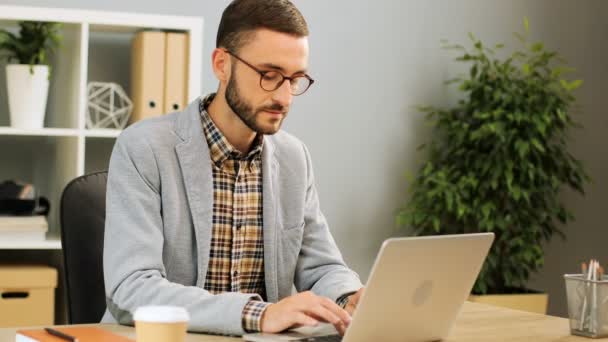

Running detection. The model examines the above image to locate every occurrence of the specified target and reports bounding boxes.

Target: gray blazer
[101,99,362,336]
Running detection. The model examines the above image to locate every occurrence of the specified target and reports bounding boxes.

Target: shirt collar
[199,93,263,168]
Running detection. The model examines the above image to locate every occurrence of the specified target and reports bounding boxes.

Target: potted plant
[0,21,61,129]
[397,20,589,314]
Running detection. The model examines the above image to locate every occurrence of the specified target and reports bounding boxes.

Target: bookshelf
[0,5,204,249]
[0,5,203,324]
[0,237,62,250]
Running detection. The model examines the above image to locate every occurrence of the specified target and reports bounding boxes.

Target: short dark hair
[216,0,309,53]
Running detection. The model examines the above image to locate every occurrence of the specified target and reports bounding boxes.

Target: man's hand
[344,288,365,315]
[260,291,352,335]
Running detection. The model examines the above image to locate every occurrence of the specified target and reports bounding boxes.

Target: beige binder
[130,30,166,123]
[164,32,189,113]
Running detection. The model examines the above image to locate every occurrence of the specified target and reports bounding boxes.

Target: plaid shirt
[199,94,269,332]
[200,94,352,333]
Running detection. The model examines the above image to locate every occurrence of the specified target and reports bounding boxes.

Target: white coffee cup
[134,306,190,342]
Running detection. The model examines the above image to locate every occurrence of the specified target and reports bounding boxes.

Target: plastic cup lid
[133,305,190,323]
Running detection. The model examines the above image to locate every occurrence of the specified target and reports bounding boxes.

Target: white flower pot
[6,64,50,129]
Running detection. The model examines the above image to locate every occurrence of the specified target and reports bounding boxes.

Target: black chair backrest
[60,171,108,324]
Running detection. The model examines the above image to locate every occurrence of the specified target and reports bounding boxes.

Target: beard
[225,73,286,135]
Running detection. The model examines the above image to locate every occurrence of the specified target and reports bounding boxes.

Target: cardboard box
[0,265,57,327]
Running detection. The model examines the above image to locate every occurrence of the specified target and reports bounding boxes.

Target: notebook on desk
[16,327,134,342]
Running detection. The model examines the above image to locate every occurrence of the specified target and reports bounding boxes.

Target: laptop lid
[342,233,494,342]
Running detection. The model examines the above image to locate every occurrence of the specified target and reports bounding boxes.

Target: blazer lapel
[174,100,214,288]
[262,139,279,303]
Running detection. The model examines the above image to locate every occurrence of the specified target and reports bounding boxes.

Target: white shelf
[0,5,202,31]
[0,236,62,250]
[0,127,122,138]
[0,127,79,137]
[0,5,203,251]
[84,129,122,138]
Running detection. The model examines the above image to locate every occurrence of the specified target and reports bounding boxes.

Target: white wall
[1,0,606,317]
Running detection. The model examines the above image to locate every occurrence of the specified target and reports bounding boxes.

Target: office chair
[60,171,108,324]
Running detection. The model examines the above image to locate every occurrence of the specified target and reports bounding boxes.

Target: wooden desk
[1,302,597,341]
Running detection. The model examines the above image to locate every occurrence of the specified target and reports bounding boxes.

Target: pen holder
[565,274,608,338]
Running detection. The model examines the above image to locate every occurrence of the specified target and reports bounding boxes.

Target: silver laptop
[243,233,494,342]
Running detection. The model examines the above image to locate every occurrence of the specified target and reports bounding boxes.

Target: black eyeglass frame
[223,49,315,96]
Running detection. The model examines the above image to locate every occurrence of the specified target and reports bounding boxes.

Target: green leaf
[534,119,547,137]
[423,162,433,176]
[531,42,544,52]
[432,217,440,232]
[531,138,546,153]
[515,139,530,159]
[414,211,426,225]
[527,168,535,182]
[524,17,530,33]
[560,79,581,91]
[506,170,514,189]
[481,203,492,218]
[521,190,530,204]
[457,204,466,219]
[445,191,454,212]
[556,108,566,122]
[456,54,474,62]
[512,186,521,201]
[570,79,583,90]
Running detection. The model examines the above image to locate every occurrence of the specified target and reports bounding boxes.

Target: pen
[44,328,79,342]
[592,261,598,333]
[579,259,594,331]
[582,262,587,275]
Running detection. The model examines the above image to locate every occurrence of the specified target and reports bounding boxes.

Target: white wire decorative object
[86,82,133,129]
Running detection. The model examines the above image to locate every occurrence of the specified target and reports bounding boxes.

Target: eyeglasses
[224,49,314,96]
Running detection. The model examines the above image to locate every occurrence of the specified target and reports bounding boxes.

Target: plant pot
[6,64,50,129]
[469,292,548,314]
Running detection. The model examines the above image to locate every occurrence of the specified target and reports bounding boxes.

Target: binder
[130,30,166,123]
[164,32,189,113]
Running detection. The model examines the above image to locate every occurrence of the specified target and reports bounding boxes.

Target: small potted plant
[398,20,589,313]
[0,21,61,129]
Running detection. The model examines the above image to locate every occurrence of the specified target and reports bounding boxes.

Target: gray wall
[2,0,606,318]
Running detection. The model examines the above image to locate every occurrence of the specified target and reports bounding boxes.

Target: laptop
[243,233,494,342]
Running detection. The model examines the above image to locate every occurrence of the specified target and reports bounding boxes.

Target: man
[102,0,363,336]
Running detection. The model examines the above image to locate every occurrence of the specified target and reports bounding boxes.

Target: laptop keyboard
[298,335,342,342]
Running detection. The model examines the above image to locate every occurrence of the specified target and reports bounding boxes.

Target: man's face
[224,29,309,135]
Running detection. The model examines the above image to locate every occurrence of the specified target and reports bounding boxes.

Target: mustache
[259,103,287,113]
